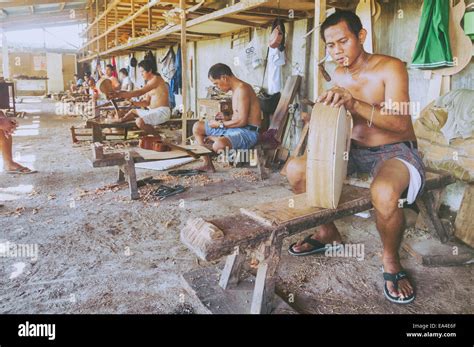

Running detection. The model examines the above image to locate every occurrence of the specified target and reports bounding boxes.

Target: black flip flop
[382,269,416,304]
[168,169,205,177]
[152,185,185,200]
[288,236,343,256]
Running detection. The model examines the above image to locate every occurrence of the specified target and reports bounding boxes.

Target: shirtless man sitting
[102,64,121,91]
[110,60,170,136]
[193,63,262,172]
[285,11,425,304]
[0,111,36,174]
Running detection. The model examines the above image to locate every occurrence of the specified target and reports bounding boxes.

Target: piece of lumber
[454,183,474,248]
[219,246,246,290]
[241,185,371,228]
[416,190,450,243]
[131,145,211,162]
[269,75,302,142]
[402,239,473,267]
[250,231,283,314]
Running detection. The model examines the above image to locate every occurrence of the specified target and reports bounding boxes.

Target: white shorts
[396,158,422,204]
[136,107,171,126]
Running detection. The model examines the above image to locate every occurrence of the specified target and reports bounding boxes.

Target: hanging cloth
[160,46,176,81]
[411,0,455,69]
[111,57,118,78]
[171,45,182,95]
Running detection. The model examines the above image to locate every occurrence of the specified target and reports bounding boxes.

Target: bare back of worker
[231,79,261,127]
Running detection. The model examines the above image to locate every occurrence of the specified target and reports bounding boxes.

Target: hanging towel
[160,46,176,81]
[111,57,118,78]
[171,45,182,95]
[267,47,285,94]
[411,0,455,69]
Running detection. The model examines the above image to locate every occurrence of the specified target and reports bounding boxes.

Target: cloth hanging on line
[160,46,176,81]
[267,47,285,94]
[171,45,182,95]
[111,57,118,78]
[411,0,454,69]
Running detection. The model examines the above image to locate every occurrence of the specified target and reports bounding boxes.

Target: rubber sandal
[152,185,185,200]
[288,235,343,256]
[382,268,416,304]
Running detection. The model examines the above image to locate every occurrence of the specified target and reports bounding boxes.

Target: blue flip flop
[382,268,416,304]
[288,236,343,256]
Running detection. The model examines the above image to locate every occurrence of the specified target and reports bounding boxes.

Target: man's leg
[370,158,413,300]
[192,120,215,172]
[119,109,138,123]
[285,156,342,253]
[0,130,29,172]
[135,117,160,136]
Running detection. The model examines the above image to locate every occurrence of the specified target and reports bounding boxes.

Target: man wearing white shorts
[110,60,170,135]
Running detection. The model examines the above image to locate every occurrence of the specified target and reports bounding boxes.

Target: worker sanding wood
[285,10,425,305]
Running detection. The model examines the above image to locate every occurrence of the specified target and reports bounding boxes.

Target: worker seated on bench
[0,111,36,174]
[285,11,425,304]
[70,74,84,93]
[110,60,170,136]
[193,63,261,172]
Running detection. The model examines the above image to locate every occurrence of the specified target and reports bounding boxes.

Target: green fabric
[411,0,454,69]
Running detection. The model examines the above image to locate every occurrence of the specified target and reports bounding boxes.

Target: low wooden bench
[180,170,456,314]
[89,143,213,199]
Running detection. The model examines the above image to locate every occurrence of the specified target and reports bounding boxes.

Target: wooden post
[180,0,188,144]
[114,6,118,46]
[313,0,326,100]
[148,7,152,30]
[219,246,246,290]
[131,0,135,38]
[96,0,99,53]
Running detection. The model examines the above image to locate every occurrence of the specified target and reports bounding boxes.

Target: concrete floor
[0,98,472,314]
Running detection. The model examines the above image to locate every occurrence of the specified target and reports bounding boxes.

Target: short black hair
[208,63,233,79]
[138,59,158,74]
[106,64,115,71]
[119,68,128,76]
[320,10,363,42]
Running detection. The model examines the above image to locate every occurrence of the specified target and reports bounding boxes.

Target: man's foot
[382,256,415,304]
[195,162,216,173]
[288,227,343,255]
[4,163,37,174]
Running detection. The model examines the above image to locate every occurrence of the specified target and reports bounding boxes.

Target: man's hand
[0,117,18,137]
[208,120,220,128]
[317,86,356,112]
[215,112,224,121]
[109,90,127,99]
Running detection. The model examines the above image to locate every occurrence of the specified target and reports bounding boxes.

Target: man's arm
[112,78,159,99]
[319,59,413,134]
[132,95,150,108]
[222,87,250,128]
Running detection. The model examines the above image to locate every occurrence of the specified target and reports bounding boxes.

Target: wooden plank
[454,184,474,248]
[402,239,473,267]
[180,0,188,144]
[240,184,371,228]
[314,0,326,100]
[218,247,246,290]
[181,266,296,314]
[132,144,211,161]
[78,0,270,62]
[416,191,449,243]
[269,75,302,142]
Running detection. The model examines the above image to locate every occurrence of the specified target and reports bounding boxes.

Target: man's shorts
[205,122,259,150]
[136,107,171,126]
[348,141,426,204]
